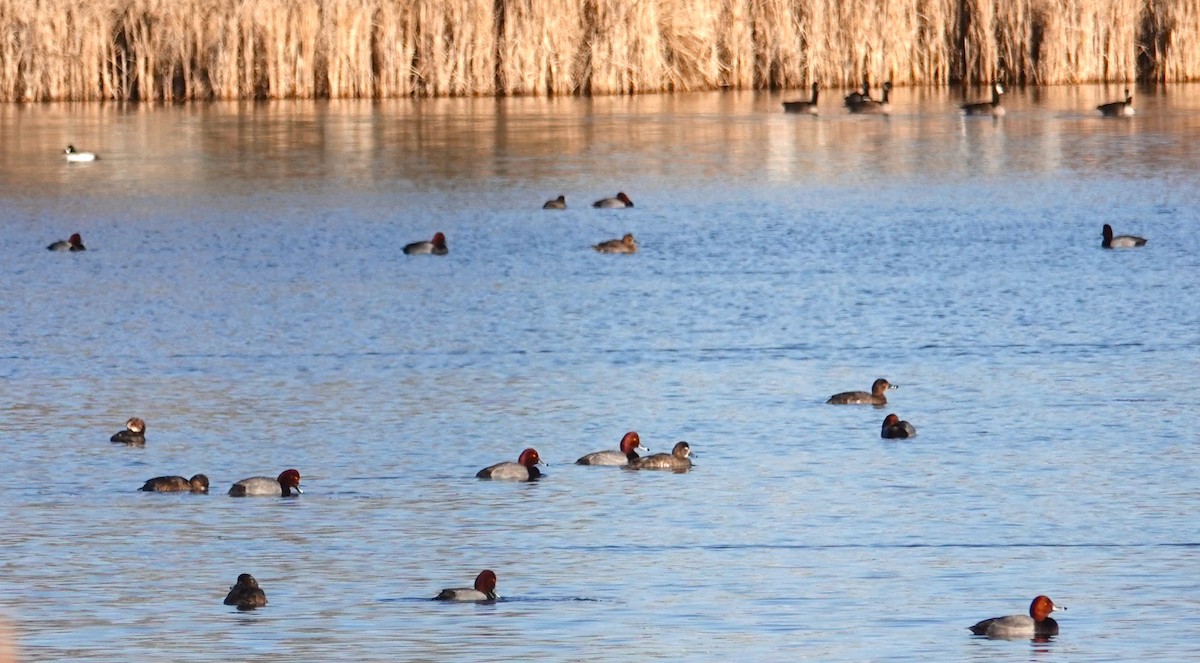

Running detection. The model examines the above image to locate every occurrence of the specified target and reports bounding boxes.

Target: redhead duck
[434,570,498,601]
[782,83,820,115]
[64,145,98,162]
[543,195,567,209]
[1102,224,1146,248]
[576,431,649,466]
[224,573,267,610]
[47,233,86,251]
[1098,88,1134,117]
[403,232,448,255]
[827,379,896,405]
[969,595,1062,638]
[880,414,916,439]
[848,81,891,114]
[476,448,543,481]
[228,469,302,496]
[140,474,209,493]
[593,233,637,254]
[593,192,634,209]
[110,417,146,445]
[630,441,693,471]
[962,82,1005,117]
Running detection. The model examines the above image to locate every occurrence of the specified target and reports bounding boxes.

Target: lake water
[2,85,1199,661]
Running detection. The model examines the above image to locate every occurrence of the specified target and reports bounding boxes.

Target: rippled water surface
[2,86,1200,661]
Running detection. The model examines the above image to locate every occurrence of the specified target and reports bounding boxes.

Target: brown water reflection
[3,84,1199,201]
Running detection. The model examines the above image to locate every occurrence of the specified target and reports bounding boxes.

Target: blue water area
[1,86,1199,661]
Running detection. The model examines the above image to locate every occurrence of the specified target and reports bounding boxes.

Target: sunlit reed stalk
[0,0,1194,101]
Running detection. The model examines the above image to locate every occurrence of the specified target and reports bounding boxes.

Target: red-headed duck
[1102,224,1146,248]
[1098,88,1134,117]
[228,469,302,497]
[64,145,98,162]
[848,81,891,114]
[827,379,896,405]
[403,232,448,255]
[630,441,692,471]
[543,195,567,209]
[782,83,820,115]
[434,570,498,602]
[140,474,209,493]
[576,431,649,466]
[47,233,87,251]
[969,595,1063,638]
[962,82,1005,117]
[110,417,146,445]
[224,573,267,610]
[476,448,543,481]
[593,233,637,254]
[593,192,634,209]
[881,414,916,439]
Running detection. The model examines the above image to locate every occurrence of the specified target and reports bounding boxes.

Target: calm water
[2,85,1199,661]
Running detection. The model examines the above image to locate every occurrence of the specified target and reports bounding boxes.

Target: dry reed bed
[0,0,1196,101]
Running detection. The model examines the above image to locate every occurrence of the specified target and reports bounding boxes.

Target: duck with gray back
[1101,224,1146,248]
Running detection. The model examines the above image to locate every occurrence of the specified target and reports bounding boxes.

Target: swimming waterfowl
[827,379,896,405]
[434,570,498,602]
[224,573,267,610]
[844,78,871,107]
[64,145,98,162]
[543,195,567,209]
[576,431,649,466]
[848,82,891,114]
[228,469,302,496]
[1101,224,1146,248]
[969,595,1063,638]
[962,82,1005,117]
[629,441,693,472]
[593,233,637,254]
[140,474,210,493]
[880,414,916,439]
[782,83,820,115]
[47,233,86,251]
[403,232,448,255]
[476,448,544,481]
[110,417,146,445]
[1097,89,1134,117]
[593,192,634,209]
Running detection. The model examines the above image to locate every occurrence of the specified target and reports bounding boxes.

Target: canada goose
[1097,88,1134,117]
[848,82,891,114]
[844,78,871,107]
[782,82,820,115]
[1101,224,1146,249]
[962,82,1005,116]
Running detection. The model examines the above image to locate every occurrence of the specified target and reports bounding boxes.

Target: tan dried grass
[0,0,1194,101]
